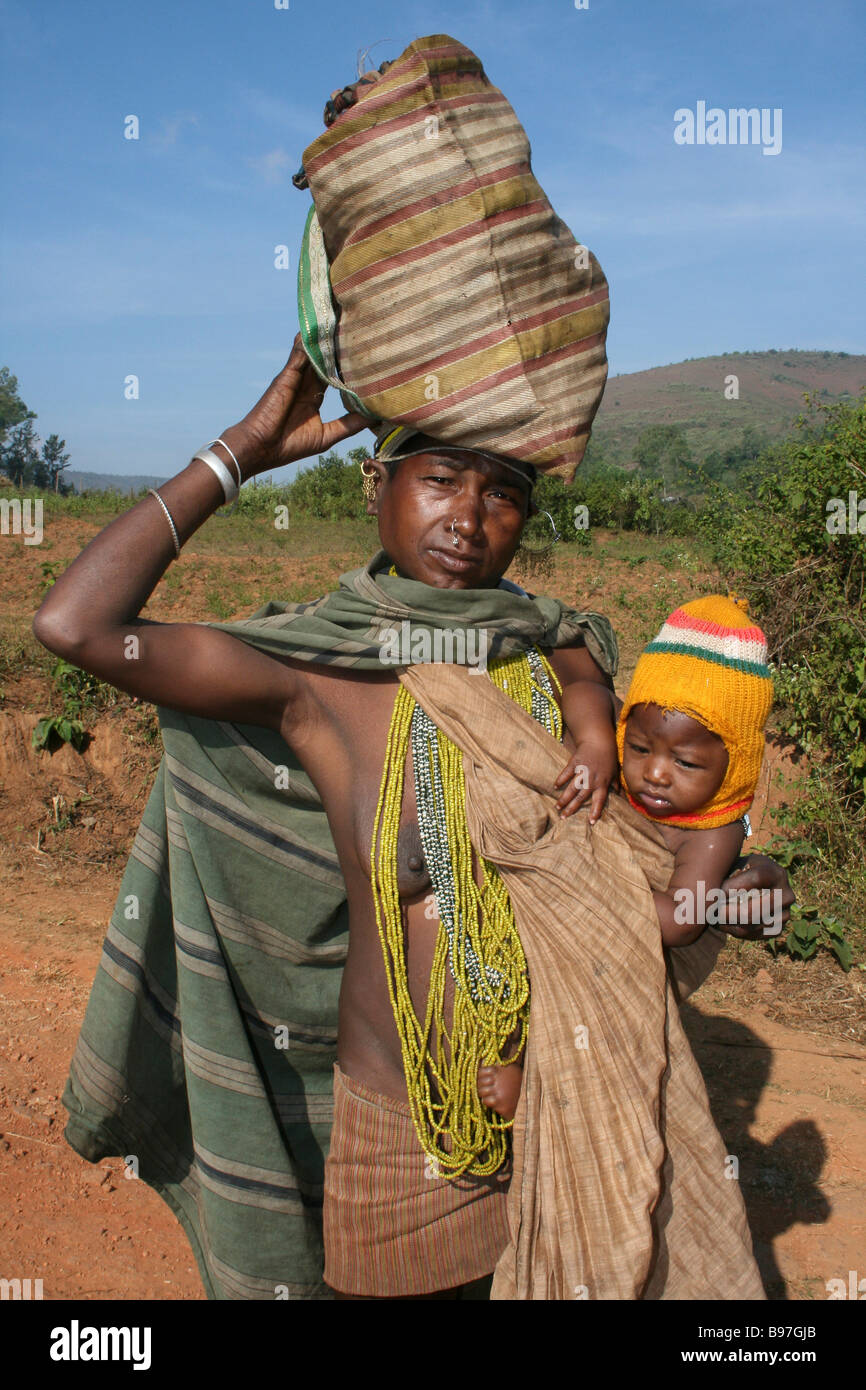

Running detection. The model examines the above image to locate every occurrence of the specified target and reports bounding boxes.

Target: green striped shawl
[61,552,617,1300]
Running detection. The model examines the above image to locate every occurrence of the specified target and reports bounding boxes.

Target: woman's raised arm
[32,337,367,732]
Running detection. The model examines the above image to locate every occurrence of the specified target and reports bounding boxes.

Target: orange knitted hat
[616,596,774,829]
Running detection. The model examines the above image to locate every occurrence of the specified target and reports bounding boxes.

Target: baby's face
[621,703,729,818]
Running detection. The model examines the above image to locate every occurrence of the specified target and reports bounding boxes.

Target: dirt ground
[2,694,864,1301]
[1,518,864,1300]
[2,877,864,1302]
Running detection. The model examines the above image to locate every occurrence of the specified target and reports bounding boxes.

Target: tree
[634,424,693,494]
[288,449,367,519]
[42,434,72,493]
[0,367,36,451]
[699,393,866,800]
[702,425,770,487]
[1,418,41,487]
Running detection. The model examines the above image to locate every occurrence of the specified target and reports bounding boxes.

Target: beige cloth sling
[401,663,765,1301]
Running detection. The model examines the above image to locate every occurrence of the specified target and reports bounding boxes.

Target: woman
[33,338,793,1300]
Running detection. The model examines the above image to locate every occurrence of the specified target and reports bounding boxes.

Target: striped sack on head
[295,34,609,482]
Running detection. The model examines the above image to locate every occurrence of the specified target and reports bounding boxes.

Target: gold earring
[360,460,378,502]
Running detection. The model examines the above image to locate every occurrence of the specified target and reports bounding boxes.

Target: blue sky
[1,0,864,480]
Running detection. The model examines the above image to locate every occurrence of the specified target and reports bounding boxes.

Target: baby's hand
[554,740,619,825]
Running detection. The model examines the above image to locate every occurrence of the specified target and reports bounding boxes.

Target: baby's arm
[548,644,619,824]
[654,821,746,947]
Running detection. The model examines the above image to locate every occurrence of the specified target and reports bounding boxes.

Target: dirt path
[1,879,863,1300]
[0,877,205,1299]
[681,1000,866,1301]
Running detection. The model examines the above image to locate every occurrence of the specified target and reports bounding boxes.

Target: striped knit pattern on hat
[616,595,774,829]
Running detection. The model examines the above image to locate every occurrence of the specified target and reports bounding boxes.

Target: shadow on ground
[682,1004,831,1301]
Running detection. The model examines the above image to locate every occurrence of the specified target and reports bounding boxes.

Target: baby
[478,594,775,1120]
[615,594,775,947]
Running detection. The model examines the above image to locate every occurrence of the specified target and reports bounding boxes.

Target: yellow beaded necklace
[371,565,562,1177]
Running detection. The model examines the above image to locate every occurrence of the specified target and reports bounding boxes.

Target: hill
[590,349,866,470]
[67,470,170,495]
[60,349,866,490]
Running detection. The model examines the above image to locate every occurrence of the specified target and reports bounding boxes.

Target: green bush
[698,394,866,801]
[530,466,693,539]
[232,479,292,517]
[286,447,370,520]
[32,656,113,752]
[760,835,855,971]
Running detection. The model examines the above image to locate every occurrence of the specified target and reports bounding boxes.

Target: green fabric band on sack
[296,204,377,421]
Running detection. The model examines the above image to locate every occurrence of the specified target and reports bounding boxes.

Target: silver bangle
[147,489,181,558]
[208,437,243,490]
[192,447,239,503]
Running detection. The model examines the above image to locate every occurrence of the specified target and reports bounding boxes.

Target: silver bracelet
[208,437,243,490]
[192,446,239,503]
[147,489,181,558]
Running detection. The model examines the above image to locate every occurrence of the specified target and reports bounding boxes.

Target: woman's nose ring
[450,517,460,547]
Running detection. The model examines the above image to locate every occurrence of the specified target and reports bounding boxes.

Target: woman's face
[369,449,533,589]
[621,702,730,818]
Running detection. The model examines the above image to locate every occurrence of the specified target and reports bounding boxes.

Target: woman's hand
[226,334,369,481]
[718,853,796,939]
